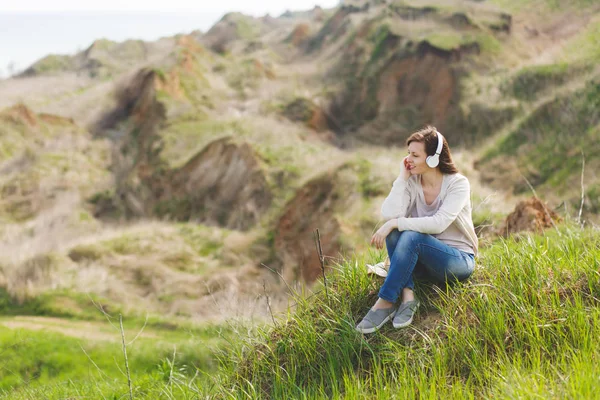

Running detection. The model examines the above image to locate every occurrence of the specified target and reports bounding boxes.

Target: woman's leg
[378,230,474,304]
[358,230,473,332]
[372,230,417,309]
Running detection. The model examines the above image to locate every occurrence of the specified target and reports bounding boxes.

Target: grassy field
[214,222,600,399]
[2,221,599,398]
[0,309,239,399]
[2,1,600,398]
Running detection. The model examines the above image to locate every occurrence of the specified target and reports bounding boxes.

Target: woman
[356,126,478,334]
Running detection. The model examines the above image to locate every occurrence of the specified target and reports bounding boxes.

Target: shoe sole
[356,312,396,334]
[392,315,414,329]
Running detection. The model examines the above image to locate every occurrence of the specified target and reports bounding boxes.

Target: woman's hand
[371,220,397,249]
[401,156,412,181]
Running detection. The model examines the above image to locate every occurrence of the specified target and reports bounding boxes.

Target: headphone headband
[426,129,444,168]
[434,130,444,156]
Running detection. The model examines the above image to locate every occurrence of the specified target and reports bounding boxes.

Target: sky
[0,1,339,77]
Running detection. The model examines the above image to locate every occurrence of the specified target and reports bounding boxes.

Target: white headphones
[425,129,444,168]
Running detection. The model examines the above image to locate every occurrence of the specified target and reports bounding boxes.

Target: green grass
[26,54,73,75]
[210,223,600,398]
[490,0,598,13]
[424,32,502,54]
[224,58,266,98]
[66,223,229,274]
[368,23,393,63]
[3,224,600,397]
[502,63,587,101]
[425,32,468,50]
[483,79,600,191]
[160,117,237,169]
[566,18,600,63]
[0,314,235,398]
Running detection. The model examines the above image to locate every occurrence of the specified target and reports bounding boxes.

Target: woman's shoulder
[444,173,470,189]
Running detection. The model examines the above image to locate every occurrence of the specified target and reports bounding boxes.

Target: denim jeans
[378,230,475,303]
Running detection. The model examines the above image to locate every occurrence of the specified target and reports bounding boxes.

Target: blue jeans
[378,230,475,303]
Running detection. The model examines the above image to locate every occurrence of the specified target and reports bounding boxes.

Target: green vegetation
[178,224,226,258]
[567,18,600,63]
[67,223,227,273]
[225,58,267,98]
[425,32,468,51]
[112,40,147,63]
[423,32,502,54]
[450,102,519,146]
[502,63,587,100]
[26,55,73,75]
[4,222,600,398]
[484,80,600,192]
[3,1,600,397]
[90,38,117,51]
[354,158,386,198]
[235,17,262,40]
[491,0,598,13]
[368,23,393,63]
[0,313,234,398]
[213,224,600,398]
[161,117,239,169]
[0,110,110,223]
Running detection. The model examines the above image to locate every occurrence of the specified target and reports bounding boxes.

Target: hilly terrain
[1,0,600,397]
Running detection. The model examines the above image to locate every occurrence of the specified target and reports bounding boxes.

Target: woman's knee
[385,228,402,249]
[398,230,426,244]
[390,230,425,253]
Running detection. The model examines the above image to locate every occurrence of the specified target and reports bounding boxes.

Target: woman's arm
[381,158,413,220]
[396,175,470,234]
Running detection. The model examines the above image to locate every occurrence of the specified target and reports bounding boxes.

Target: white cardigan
[381,171,479,256]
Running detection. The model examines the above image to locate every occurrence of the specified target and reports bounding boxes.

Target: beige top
[381,171,479,256]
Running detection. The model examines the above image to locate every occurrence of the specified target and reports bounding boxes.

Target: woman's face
[406,141,430,175]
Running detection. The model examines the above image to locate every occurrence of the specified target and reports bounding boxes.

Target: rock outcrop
[498,197,562,237]
[282,97,339,133]
[329,40,468,144]
[273,164,358,283]
[202,13,265,54]
[301,2,513,146]
[286,23,311,47]
[0,103,39,127]
[93,68,271,230]
[167,137,272,231]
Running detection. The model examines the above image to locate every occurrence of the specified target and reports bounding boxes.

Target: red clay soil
[289,23,311,47]
[283,98,338,133]
[38,113,75,125]
[2,104,38,127]
[498,197,562,237]
[274,170,343,283]
[377,50,456,128]
[170,137,272,231]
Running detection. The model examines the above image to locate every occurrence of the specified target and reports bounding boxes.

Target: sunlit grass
[212,223,600,398]
[2,224,599,398]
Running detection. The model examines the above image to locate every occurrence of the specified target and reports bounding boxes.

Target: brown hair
[406,125,459,174]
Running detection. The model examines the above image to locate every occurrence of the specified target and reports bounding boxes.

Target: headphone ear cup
[426,154,439,168]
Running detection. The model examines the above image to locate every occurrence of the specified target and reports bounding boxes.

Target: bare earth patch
[0,316,158,342]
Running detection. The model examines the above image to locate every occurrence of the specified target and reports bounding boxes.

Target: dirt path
[0,316,158,342]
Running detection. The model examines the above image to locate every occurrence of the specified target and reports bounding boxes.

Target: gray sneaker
[392,300,419,328]
[356,307,396,334]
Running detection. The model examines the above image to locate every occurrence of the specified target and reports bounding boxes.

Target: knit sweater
[381,171,479,256]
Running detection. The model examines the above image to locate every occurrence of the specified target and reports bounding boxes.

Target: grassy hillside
[2,223,599,398]
[2,1,600,397]
[470,3,600,221]
[0,314,235,399]
[213,223,600,398]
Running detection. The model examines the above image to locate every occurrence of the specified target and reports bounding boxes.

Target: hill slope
[215,224,600,398]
